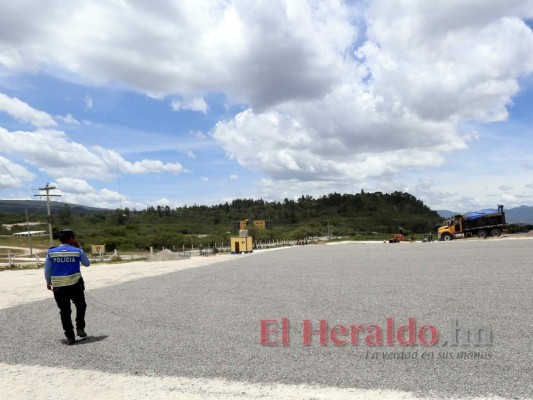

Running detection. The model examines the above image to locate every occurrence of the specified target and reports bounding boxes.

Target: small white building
[13,230,47,237]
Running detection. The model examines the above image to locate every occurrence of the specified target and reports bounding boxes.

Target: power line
[0,160,31,193]
[117,164,123,209]
[1,162,20,186]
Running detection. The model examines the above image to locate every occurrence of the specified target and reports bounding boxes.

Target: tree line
[1,191,443,251]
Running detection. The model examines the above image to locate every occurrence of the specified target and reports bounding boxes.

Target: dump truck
[438,205,507,241]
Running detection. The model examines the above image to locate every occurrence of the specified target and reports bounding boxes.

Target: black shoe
[66,337,75,345]
[76,329,87,338]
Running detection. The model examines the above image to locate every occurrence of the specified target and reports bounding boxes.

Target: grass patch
[0,263,43,271]
[0,235,50,250]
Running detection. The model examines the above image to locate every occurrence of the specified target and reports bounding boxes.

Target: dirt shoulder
[0,254,236,310]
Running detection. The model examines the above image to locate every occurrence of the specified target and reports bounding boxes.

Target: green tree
[58,204,72,225]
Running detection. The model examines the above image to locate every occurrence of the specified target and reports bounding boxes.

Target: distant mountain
[0,200,109,215]
[436,206,533,224]
[505,205,533,224]
[436,210,457,218]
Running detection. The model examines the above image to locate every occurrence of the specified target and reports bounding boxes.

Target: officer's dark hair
[58,229,76,243]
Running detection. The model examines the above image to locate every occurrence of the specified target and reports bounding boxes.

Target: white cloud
[5,177,122,208]
[501,193,519,205]
[84,95,93,110]
[0,92,56,127]
[0,1,354,107]
[91,146,184,175]
[154,198,172,207]
[213,105,454,183]
[359,1,533,123]
[61,187,124,209]
[187,150,196,159]
[0,1,532,203]
[53,177,94,194]
[0,127,102,177]
[47,180,117,208]
[404,184,479,212]
[229,174,239,180]
[171,97,209,113]
[188,130,207,140]
[57,113,80,125]
[0,127,184,181]
[211,1,533,196]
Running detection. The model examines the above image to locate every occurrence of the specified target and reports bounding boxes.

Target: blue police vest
[47,245,83,288]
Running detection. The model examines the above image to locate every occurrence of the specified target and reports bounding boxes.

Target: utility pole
[34,183,61,247]
[117,164,123,210]
[25,209,33,257]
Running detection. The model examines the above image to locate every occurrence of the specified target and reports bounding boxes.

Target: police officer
[44,229,91,345]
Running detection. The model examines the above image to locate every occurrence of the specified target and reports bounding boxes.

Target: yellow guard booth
[230,236,253,254]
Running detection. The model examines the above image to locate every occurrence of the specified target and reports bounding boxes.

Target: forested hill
[1,191,441,249]
[137,191,441,235]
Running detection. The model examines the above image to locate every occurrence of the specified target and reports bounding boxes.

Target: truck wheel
[442,233,453,241]
[477,230,488,239]
[490,229,501,237]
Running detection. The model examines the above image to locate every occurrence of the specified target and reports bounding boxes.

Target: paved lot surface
[0,240,532,399]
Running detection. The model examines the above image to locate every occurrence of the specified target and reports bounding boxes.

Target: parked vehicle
[438,205,507,241]
[388,233,405,243]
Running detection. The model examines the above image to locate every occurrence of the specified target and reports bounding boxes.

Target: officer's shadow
[61,335,108,345]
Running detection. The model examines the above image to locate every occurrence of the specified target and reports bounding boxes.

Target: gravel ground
[0,240,532,399]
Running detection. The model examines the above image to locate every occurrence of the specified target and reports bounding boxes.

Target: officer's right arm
[80,250,91,267]
[44,257,52,290]
[72,240,90,267]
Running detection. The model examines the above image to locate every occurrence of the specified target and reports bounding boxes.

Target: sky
[0,0,532,213]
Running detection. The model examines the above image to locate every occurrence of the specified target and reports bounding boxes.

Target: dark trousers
[53,280,86,339]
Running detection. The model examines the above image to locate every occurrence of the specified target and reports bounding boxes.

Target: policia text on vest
[44,229,91,345]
